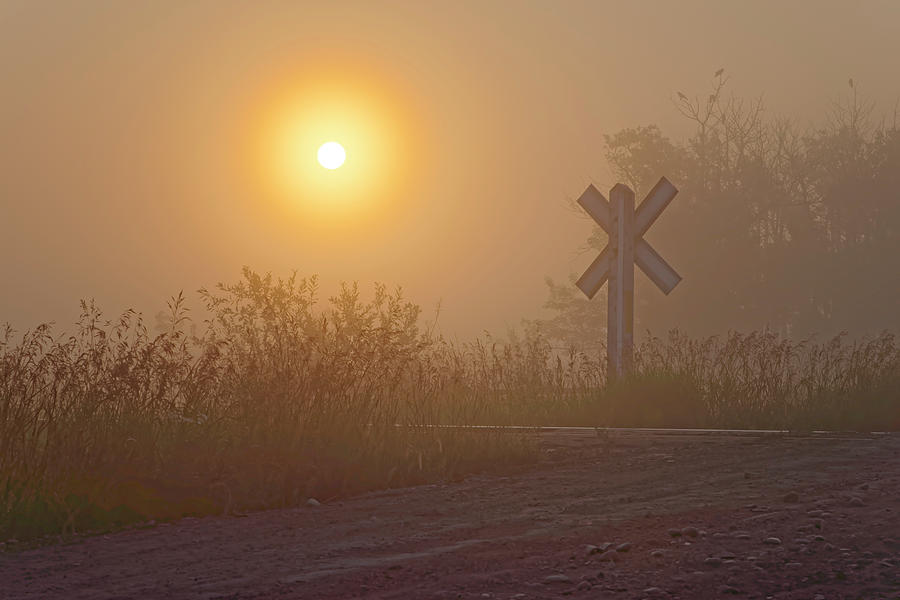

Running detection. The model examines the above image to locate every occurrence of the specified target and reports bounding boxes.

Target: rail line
[392,424,895,441]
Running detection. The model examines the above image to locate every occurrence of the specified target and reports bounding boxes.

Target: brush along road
[2,429,898,599]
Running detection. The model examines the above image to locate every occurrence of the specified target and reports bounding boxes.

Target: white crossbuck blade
[575,177,681,298]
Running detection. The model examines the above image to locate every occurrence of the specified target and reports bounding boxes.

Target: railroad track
[401,423,894,441]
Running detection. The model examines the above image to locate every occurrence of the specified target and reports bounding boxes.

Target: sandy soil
[2,429,898,600]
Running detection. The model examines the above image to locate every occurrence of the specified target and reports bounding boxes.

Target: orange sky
[2,1,899,337]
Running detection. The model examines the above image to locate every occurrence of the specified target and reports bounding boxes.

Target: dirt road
[2,429,898,599]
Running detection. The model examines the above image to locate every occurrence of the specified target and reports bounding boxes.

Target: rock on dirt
[596,549,619,562]
[719,584,741,594]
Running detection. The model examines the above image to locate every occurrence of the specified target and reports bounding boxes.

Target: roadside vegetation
[0,270,538,543]
[2,269,898,542]
[542,76,900,343]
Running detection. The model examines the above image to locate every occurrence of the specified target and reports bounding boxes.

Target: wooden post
[576,177,679,381]
[607,184,635,378]
[607,189,619,378]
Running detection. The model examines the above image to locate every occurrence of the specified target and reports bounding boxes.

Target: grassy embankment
[2,269,898,542]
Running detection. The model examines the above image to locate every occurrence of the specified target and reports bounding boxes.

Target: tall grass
[432,328,899,431]
[0,269,533,541]
[2,268,898,541]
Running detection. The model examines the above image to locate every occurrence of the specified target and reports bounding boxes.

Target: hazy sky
[2,1,899,338]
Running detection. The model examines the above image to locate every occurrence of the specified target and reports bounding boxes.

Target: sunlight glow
[317,142,346,169]
[249,65,428,230]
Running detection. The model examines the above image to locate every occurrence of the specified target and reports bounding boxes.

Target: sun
[252,67,428,224]
[317,141,346,170]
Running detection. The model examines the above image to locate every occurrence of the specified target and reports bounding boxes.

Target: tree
[538,79,900,344]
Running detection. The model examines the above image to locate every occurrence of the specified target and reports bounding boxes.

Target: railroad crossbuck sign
[575,177,681,378]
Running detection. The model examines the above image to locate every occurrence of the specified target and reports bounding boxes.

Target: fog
[2,0,899,340]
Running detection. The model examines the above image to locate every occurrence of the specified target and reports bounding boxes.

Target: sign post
[575,177,681,379]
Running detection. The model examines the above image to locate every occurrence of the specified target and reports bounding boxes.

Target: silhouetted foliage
[3,268,899,542]
[0,271,536,542]
[541,78,900,345]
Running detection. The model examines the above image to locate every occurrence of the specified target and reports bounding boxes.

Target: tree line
[540,75,900,347]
